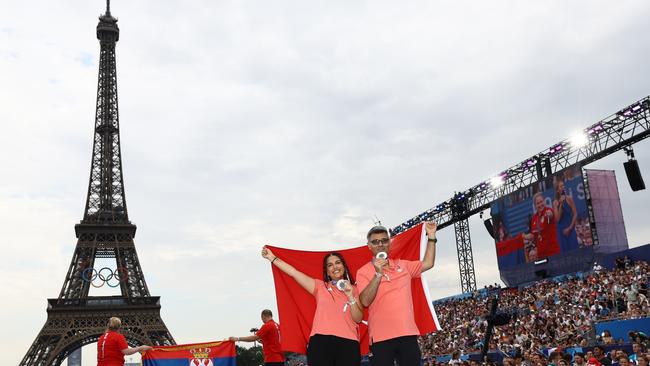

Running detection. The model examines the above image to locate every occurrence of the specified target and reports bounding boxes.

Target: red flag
[267,223,441,355]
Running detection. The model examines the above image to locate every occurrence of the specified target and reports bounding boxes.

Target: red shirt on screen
[530,207,560,258]
[256,319,285,362]
[97,330,128,366]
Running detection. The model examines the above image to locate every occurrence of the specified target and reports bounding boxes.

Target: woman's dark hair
[322,252,355,284]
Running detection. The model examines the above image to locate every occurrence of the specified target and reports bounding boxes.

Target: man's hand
[425,221,437,239]
[421,221,438,272]
[372,258,387,274]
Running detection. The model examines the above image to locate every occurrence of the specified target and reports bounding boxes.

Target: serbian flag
[142,341,236,366]
[266,223,441,355]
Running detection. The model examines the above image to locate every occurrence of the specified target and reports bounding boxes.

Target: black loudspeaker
[535,269,548,278]
[483,219,495,239]
[544,157,553,177]
[536,159,543,181]
[624,160,646,191]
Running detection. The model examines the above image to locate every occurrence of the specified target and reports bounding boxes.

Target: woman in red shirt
[97,317,152,366]
[261,246,363,366]
[525,192,560,259]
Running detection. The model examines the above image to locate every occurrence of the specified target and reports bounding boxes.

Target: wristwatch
[428,237,438,244]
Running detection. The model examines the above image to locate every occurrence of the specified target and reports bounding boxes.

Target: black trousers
[307,334,361,366]
[369,335,421,366]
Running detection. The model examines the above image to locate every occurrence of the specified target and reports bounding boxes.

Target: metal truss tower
[20,2,174,365]
[451,197,477,292]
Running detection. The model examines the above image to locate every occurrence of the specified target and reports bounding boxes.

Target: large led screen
[490,164,594,269]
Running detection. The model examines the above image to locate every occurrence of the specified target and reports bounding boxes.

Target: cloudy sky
[2,0,650,364]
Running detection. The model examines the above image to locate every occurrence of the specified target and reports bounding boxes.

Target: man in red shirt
[229,309,285,366]
[97,317,152,366]
[357,222,438,366]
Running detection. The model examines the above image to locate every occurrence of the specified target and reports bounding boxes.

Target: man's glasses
[369,238,389,246]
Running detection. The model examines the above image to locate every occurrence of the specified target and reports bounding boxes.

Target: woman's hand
[338,280,352,295]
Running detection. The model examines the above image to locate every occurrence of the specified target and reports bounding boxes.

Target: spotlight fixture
[549,143,564,155]
[490,175,505,187]
[569,131,588,148]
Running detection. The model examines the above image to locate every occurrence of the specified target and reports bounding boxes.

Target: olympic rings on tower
[80,267,128,288]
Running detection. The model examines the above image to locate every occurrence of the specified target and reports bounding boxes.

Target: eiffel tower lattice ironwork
[20,3,174,365]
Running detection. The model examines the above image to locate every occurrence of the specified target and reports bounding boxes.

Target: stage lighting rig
[490,175,505,188]
[391,95,650,292]
[569,131,589,148]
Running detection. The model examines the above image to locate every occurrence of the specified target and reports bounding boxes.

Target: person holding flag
[229,309,285,366]
[357,222,438,366]
[97,317,152,366]
[258,247,363,366]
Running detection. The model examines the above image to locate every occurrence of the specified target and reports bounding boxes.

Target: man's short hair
[261,309,273,317]
[550,351,563,360]
[593,345,605,352]
[367,225,389,240]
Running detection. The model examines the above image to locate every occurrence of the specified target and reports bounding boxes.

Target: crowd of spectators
[419,259,650,366]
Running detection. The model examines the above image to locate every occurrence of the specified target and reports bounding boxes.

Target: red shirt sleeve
[117,333,128,351]
[256,322,269,338]
[311,280,321,296]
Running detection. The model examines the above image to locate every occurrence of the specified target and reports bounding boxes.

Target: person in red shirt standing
[229,309,285,366]
[259,247,363,366]
[526,192,560,259]
[97,317,152,366]
[357,222,438,366]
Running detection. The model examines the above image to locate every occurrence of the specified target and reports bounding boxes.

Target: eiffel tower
[20,2,174,365]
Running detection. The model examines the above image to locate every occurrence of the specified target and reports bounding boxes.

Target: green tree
[236,345,264,366]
